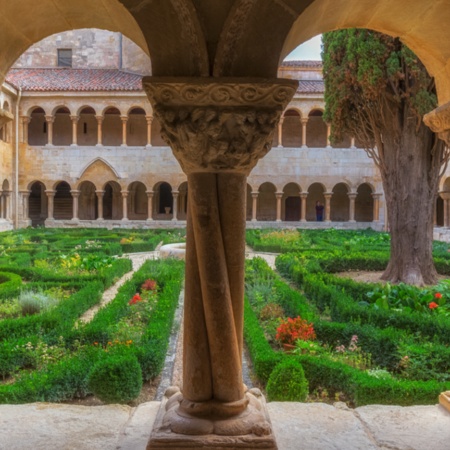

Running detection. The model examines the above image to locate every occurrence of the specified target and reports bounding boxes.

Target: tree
[322,29,449,286]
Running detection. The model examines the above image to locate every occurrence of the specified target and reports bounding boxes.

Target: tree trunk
[380,113,445,286]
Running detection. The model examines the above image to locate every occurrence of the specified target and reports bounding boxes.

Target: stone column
[326,123,332,148]
[70,115,79,146]
[275,191,283,222]
[45,115,54,146]
[324,192,332,222]
[3,191,10,221]
[348,192,357,222]
[251,192,258,222]
[121,190,129,220]
[45,190,55,220]
[20,190,30,220]
[350,137,356,148]
[300,192,308,222]
[95,116,103,146]
[95,190,104,220]
[121,116,128,146]
[144,77,297,446]
[172,190,179,221]
[146,115,153,148]
[277,117,284,147]
[71,190,80,221]
[301,117,308,147]
[0,193,4,219]
[146,190,154,221]
[21,116,30,144]
[372,193,382,223]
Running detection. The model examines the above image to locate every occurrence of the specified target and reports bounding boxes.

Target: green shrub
[266,358,308,401]
[18,290,58,316]
[88,354,142,404]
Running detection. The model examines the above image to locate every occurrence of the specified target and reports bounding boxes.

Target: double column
[144,77,297,441]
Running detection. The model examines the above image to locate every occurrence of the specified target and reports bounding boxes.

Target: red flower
[429,302,439,309]
[434,292,443,299]
[128,293,142,305]
[141,279,157,291]
[276,316,316,345]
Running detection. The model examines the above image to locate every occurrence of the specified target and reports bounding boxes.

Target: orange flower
[128,293,142,305]
[435,292,443,299]
[429,302,439,309]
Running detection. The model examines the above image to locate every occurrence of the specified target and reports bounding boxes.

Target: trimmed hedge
[0,271,23,300]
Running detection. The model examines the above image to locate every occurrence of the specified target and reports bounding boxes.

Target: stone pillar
[324,192,332,222]
[0,193,4,219]
[348,192,357,222]
[95,116,104,146]
[20,190,30,220]
[301,117,308,147]
[372,193,382,223]
[146,190,154,221]
[326,123,332,148]
[350,137,356,148]
[300,192,308,222]
[121,116,128,146]
[96,190,104,220]
[146,115,153,147]
[251,192,258,222]
[21,116,30,144]
[45,190,55,220]
[45,115,54,146]
[144,77,297,447]
[172,190,179,221]
[277,117,284,147]
[3,191,10,221]
[275,191,283,222]
[70,115,79,146]
[121,190,129,220]
[71,190,80,221]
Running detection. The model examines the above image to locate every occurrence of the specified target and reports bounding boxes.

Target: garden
[244,228,450,406]
[0,227,185,404]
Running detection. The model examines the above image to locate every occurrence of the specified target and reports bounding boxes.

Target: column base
[147,386,277,450]
[348,219,356,223]
[439,391,450,413]
[121,218,129,221]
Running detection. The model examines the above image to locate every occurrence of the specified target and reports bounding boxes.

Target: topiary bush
[266,358,309,402]
[88,354,142,404]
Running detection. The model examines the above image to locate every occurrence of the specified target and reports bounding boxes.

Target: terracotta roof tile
[5,68,143,92]
[297,80,324,94]
[281,60,323,68]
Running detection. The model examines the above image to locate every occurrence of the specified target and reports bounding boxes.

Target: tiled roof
[297,80,324,94]
[5,68,143,92]
[281,60,323,68]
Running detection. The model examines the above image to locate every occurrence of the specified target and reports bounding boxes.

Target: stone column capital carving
[70,115,79,123]
[95,115,104,122]
[143,77,298,174]
[45,115,55,123]
[424,101,450,145]
[301,117,309,125]
[70,190,81,197]
[45,190,56,196]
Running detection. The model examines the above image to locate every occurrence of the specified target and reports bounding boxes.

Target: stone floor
[0,400,449,450]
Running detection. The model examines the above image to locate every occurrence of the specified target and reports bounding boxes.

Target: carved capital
[0,109,13,128]
[424,101,450,145]
[143,77,298,174]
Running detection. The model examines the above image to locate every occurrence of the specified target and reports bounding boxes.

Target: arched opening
[28,107,47,146]
[355,183,374,221]
[128,181,147,220]
[28,181,47,226]
[307,183,325,221]
[102,107,122,146]
[127,108,147,146]
[103,181,122,220]
[282,109,302,148]
[54,181,72,219]
[53,107,72,146]
[1,102,10,142]
[257,182,276,221]
[77,107,97,146]
[331,183,349,221]
[178,182,188,220]
[283,182,301,221]
[79,181,97,220]
[436,196,444,227]
[306,109,327,148]
[155,182,173,219]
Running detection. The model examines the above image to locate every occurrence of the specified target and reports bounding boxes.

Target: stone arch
[78,158,120,188]
[28,181,47,226]
[127,107,147,146]
[102,107,122,146]
[102,181,122,220]
[282,109,302,148]
[307,182,326,221]
[283,182,301,221]
[257,182,277,221]
[331,182,350,221]
[28,107,47,146]
[53,181,72,220]
[53,106,72,146]
[153,181,173,220]
[355,183,374,222]
[128,181,147,220]
[78,180,97,220]
[2,179,9,191]
[306,109,327,148]
[77,106,97,146]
